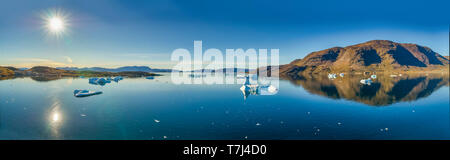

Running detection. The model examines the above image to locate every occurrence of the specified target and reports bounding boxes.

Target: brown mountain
[281,40,449,75]
[0,66,15,77]
[26,66,78,76]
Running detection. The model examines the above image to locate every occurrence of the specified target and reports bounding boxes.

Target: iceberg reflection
[240,75,278,100]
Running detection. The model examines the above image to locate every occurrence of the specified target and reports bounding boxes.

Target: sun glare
[42,9,70,37]
[49,17,64,32]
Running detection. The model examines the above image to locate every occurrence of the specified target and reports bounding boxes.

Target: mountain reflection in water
[283,73,449,106]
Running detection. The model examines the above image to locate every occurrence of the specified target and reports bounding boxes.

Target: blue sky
[0,0,448,68]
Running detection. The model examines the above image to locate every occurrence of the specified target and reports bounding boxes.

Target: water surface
[0,73,449,139]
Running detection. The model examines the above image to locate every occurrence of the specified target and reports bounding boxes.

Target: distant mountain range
[3,40,450,78]
[280,40,449,75]
[0,66,161,78]
[57,66,172,72]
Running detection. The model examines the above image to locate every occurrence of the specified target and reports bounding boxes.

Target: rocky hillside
[0,66,15,77]
[5,66,161,78]
[26,66,78,76]
[281,40,449,75]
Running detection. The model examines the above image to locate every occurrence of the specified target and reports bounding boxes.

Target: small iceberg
[236,75,246,79]
[339,73,345,77]
[96,78,108,84]
[89,77,111,85]
[146,76,154,80]
[371,75,377,79]
[189,74,206,78]
[74,90,102,97]
[328,73,337,79]
[89,77,99,83]
[267,85,278,93]
[240,76,260,99]
[360,78,372,85]
[113,76,123,82]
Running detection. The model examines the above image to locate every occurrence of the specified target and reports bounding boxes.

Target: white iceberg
[360,78,372,85]
[328,73,337,79]
[74,90,102,97]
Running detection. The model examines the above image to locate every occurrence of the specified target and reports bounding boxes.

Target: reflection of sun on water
[52,112,60,122]
[48,99,63,139]
[66,78,73,85]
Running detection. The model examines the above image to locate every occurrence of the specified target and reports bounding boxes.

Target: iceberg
[240,76,260,99]
[328,73,337,79]
[267,85,278,93]
[89,77,111,85]
[74,90,102,97]
[97,78,107,84]
[96,78,111,84]
[189,74,206,78]
[360,78,372,85]
[113,76,123,82]
[371,75,377,79]
[89,77,99,83]
[339,73,344,77]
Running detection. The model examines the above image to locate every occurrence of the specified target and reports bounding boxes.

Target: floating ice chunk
[113,76,123,82]
[328,73,337,79]
[74,90,102,97]
[96,78,108,84]
[360,78,372,85]
[154,119,160,123]
[89,77,99,83]
[267,85,278,93]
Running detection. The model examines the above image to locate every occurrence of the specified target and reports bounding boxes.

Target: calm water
[0,73,449,140]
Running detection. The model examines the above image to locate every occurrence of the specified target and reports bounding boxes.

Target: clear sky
[0,0,448,68]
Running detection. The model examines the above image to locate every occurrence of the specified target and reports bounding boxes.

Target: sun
[48,17,65,33]
[42,8,70,37]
